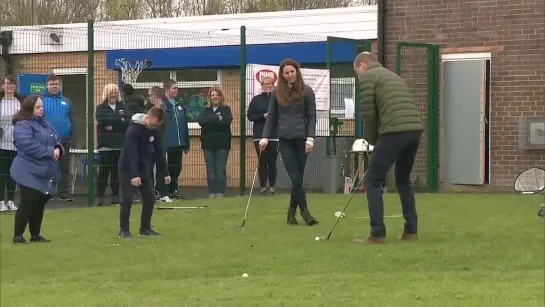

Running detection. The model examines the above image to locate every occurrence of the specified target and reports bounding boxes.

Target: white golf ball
[242,273,248,278]
[315,236,320,241]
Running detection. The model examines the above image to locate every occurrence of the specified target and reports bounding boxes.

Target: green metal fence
[395,42,440,193]
[0,21,372,207]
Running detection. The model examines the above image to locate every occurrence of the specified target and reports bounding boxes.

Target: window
[330,78,355,118]
[129,70,221,129]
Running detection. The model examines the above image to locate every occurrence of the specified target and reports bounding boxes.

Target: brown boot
[353,236,386,245]
[400,233,418,241]
[286,207,299,225]
[300,209,319,226]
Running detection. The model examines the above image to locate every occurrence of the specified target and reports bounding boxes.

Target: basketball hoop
[114,58,152,85]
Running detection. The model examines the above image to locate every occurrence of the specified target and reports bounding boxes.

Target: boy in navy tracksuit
[42,74,75,201]
[118,107,170,238]
[158,80,190,202]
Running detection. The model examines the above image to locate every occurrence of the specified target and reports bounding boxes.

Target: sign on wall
[245,64,330,137]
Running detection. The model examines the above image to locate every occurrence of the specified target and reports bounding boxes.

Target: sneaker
[170,191,185,200]
[0,201,9,212]
[6,200,17,211]
[118,229,132,238]
[269,187,275,196]
[160,196,173,203]
[153,191,161,201]
[12,236,27,244]
[139,228,160,236]
[208,194,216,199]
[216,193,225,198]
[259,188,267,197]
[59,193,73,202]
[30,235,51,243]
[133,193,141,203]
[96,197,104,207]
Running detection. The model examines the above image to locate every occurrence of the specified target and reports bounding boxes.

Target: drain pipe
[377,0,387,67]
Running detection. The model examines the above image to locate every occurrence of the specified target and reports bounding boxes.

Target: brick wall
[386,0,545,191]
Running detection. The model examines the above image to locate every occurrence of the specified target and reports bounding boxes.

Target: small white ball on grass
[242,273,248,278]
[315,236,320,241]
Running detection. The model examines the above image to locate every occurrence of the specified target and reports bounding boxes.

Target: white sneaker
[0,201,8,212]
[7,200,17,211]
[160,196,173,203]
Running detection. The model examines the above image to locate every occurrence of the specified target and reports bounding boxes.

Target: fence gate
[395,42,440,193]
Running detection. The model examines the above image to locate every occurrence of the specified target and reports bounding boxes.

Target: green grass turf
[1,193,544,306]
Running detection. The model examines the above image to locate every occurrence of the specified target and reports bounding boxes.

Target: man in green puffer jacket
[352,52,424,245]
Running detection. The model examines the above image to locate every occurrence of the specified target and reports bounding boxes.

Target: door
[442,60,486,185]
[17,74,47,96]
[59,74,87,148]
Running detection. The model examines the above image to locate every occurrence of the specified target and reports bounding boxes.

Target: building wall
[385,0,545,191]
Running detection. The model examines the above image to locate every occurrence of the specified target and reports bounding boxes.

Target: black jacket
[247,92,277,140]
[118,118,168,180]
[262,86,317,140]
[197,105,233,151]
[123,93,147,118]
[96,100,130,149]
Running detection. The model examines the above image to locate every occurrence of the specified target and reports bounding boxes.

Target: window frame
[330,77,355,119]
[131,70,222,129]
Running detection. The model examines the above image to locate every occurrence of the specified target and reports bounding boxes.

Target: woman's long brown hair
[275,58,306,106]
[12,95,41,124]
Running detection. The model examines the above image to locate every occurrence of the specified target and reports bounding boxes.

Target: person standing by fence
[260,58,319,226]
[247,76,278,197]
[198,87,232,198]
[42,74,75,202]
[95,84,129,206]
[158,79,190,203]
[0,76,22,212]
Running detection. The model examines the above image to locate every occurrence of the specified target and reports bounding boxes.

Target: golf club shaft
[240,156,260,224]
[326,153,367,239]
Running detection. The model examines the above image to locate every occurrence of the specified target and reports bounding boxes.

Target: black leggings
[0,149,16,201]
[279,139,308,210]
[254,141,278,188]
[14,184,50,238]
[97,150,121,198]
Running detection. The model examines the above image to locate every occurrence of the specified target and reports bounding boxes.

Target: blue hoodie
[42,90,73,142]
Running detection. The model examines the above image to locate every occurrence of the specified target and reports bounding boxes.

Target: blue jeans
[203,149,229,194]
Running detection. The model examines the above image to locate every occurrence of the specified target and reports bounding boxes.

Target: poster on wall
[245,64,330,137]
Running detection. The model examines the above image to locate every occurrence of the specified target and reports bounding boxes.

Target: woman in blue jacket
[10,95,64,244]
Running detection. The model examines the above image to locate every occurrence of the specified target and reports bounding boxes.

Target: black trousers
[157,147,183,197]
[279,139,308,210]
[58,142,71,194]
[13,184,50,238]
[0,149,17,201]
[119,171,155,231]
[97,150,121,198]
[364,131,421,238]
[254,140,279,188]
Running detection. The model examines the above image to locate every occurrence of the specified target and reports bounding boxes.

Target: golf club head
[236,220,246,228]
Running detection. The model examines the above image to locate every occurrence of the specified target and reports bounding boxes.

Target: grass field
[1,193,544,306]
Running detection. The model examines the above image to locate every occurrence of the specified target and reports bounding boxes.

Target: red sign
[256,69,278,84]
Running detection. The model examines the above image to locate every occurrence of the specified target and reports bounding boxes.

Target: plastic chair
[80,154,100,185]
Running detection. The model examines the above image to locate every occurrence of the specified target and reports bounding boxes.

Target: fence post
[239,26,247,196]
[427,44,440,193]
[87,19,95,206]
[325,36,332,156]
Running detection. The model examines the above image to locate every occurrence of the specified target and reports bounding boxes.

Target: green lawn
[1,193,544,306]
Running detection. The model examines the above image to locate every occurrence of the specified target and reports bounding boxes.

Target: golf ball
[242,273,248,278]
[315,236,320,241]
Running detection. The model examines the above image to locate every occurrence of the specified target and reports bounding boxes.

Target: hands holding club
[131,176,171,187]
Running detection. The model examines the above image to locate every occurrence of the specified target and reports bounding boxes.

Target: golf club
[237,153,261,228]
[156,206,208,210]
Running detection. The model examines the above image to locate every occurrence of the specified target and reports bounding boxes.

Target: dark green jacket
[358,63,424,144]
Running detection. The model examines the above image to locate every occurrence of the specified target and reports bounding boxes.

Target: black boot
[30,235,51,243]
[300,209,319,226]
[12,236,27,244]
[286,207,299,225]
